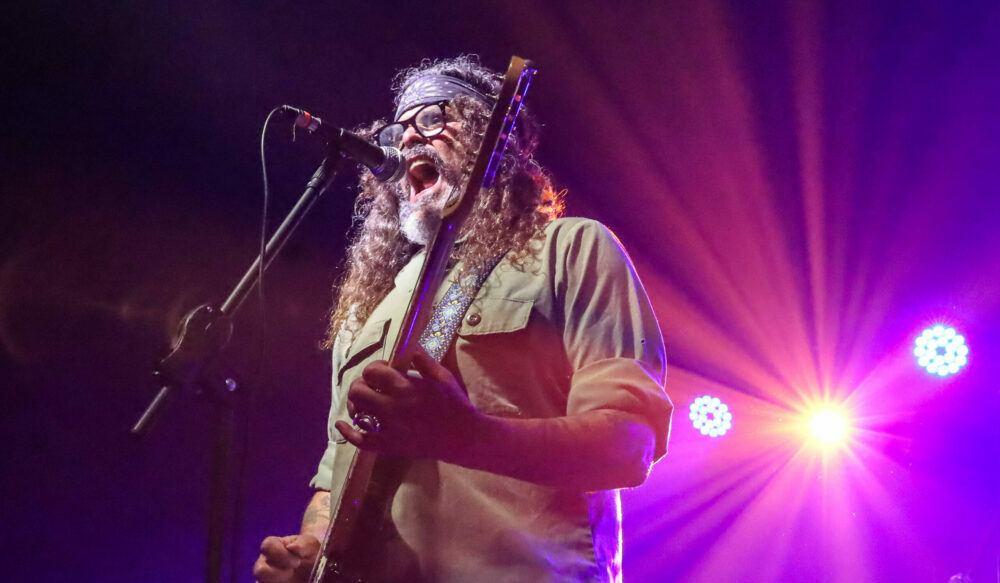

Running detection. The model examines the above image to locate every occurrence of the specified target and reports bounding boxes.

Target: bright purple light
[689,395,732,437]
[914,325,969,377]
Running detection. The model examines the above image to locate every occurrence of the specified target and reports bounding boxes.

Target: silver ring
[353,412,382,434]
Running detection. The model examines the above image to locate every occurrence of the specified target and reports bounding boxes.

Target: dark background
[2,1,999,582]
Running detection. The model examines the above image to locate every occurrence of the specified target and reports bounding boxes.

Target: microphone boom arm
[131,153,342,437]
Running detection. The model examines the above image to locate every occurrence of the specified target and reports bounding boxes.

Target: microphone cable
[229,106,288,583]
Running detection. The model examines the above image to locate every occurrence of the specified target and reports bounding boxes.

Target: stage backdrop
[2,1,998,582]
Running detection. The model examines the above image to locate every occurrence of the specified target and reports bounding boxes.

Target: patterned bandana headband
[394,73,493,121]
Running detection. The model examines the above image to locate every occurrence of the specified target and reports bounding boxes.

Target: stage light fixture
[689,395,733,437]
[914,325,968,377]
[807,408,848,445]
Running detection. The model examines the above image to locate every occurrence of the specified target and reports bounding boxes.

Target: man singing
[254,55,672,583]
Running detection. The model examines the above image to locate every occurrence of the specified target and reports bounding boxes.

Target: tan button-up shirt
[312,217,672,583]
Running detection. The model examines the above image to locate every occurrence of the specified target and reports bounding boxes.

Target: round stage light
[914,325,968,377]
[689,395,733,437]
[807,409,848,444]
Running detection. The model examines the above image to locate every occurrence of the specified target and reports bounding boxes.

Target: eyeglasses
[375,102,448,148]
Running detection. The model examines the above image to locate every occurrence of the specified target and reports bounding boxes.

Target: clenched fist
[253,534,321,583]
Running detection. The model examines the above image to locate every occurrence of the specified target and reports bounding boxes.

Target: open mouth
[407,157,442,202]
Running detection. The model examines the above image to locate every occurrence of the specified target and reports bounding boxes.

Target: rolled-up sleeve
[310,442,336,490]
[555,220,672,459]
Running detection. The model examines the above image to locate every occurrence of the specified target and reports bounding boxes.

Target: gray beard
[397,145,463,245]
[398,189,446,245]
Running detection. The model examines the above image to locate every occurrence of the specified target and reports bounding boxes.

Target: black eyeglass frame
[375,101,450,148]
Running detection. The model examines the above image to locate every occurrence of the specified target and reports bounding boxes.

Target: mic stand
[131,154,342,583]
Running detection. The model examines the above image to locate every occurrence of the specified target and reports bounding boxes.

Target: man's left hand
[334,347,481,461]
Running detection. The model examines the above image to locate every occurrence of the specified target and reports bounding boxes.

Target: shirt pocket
[336,318,391,387]
[457,298,533,336]
[455,298,536,418]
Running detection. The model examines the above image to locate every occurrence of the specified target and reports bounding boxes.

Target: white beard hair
[399,202,442,245]
[396,151,462,245]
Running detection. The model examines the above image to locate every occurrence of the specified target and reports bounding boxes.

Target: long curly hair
[324,55,564,348]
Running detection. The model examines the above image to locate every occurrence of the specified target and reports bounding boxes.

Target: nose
[400,123,425,148]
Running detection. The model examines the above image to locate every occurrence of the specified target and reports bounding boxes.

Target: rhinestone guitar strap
[418,256,502,362]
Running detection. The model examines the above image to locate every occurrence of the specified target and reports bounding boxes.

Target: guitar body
[313,455,422,583]
[310,56,537,583]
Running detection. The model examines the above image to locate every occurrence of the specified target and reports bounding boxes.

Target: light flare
[806,407,850,446]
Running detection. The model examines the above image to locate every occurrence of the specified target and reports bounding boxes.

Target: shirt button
[466,313,482,326]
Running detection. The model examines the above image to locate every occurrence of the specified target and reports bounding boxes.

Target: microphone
[282,105,406,183]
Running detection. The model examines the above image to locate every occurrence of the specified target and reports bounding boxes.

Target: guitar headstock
[440,56,538,221]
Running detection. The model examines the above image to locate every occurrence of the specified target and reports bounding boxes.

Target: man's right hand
[253,534,321,583]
